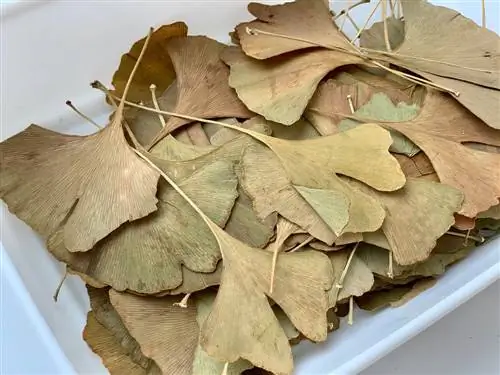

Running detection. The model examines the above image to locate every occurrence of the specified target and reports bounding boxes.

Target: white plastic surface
[1,1,499,374]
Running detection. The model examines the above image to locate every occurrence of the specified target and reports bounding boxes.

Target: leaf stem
[336,242,360,290]
[381,0,393,52]
[333,0,370,20]
[173,293,191,308]
[351,0,382,43]
[53,267,68,302]
[347,296,354,325]
[289,235,314,252]
[221,362,229,375]
[149,84,167,128]
[387,250,394,278]
[65,100,102,130]
[482,0,486,28]
[361,47,493,73]
[446,230,484,243]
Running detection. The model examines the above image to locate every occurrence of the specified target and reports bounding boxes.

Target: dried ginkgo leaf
[236,0,355,59]
[267,118,320,140]
[339,93,420,156]
[360,8,500,130]
[83,312,156,375]
[109,291,199,375]
[479,204,500,220]
[87,287,157,371]
[390,0,500,89]
[348,91,500,217]
[394,152,435,179]
[147,36,252,148]
[111,23,188,103]
[0,31,160,252]
[200,222,333,375]
[348,178,464,265]
[48,161,238,293]
[194,292,254,375]
[222,47,363,125]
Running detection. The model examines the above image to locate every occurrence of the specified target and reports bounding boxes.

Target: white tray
[1,1,499,374]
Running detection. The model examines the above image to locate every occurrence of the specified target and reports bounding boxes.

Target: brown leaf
[200,223,333,375]
[147,36,252,148]
[236,0,354,59]
[158,263,223,296]
[392,0,500,89]
[222,47,363,125]
[360,9,500,130]
[109,291,199,375]
[83,312,153,375]
[111,23,188,103]
[87,287,157,371]
[349,178,464,265]
[0,122,159,252]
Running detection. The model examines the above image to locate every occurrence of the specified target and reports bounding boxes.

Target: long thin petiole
[173,293,191,308]
[446,230,484,243]
[481,0,486,28]
[381,0,393,52]
[65,100,102,130]
[348,296,354,325]
[53,267,68,302]
[289,236,314,252]
[149,84,167,128]
[333,0,370,20]
[351,0,382,43]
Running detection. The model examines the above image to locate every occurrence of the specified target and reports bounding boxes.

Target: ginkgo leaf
[87,287,157,371]
[48,161,238,293]
[360,14,500,130]
[194,292,254,375]
[338,93,420,156]
[351,91,500,217]
[241,124,403,243]
[348,178,464,265]
[151,134,216,161]
[221,46,363,125]
[200,222,333,375]
[83,312,159,375]
[109,291,199,375]
[266,117,320,140]
[236,0,355,59]
[147,36,252,148]
[0,37,160,252]
[391,0,500,89]
[208,117,272,146]
[111,23,188,103]
[418,71,500,130]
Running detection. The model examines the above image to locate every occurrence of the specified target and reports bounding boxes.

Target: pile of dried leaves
[1,1,499,374]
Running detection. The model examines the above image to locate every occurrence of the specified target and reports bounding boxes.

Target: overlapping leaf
[48,161,237,293]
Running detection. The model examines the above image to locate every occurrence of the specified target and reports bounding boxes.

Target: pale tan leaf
[109,291,198,375]
[349,178,464,265]
[0,123,159,253]
[200,224,333,375]
[236,0,354,59]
